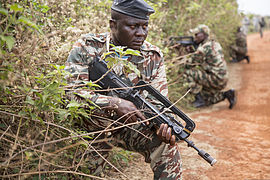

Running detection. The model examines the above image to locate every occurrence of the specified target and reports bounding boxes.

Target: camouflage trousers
[230,46,247,61]
[87,123,182,180]
[183,68,228,104]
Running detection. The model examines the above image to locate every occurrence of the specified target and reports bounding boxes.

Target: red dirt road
[181,31,270,180]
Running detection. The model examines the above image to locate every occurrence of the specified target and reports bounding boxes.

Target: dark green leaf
[0,35,15,51]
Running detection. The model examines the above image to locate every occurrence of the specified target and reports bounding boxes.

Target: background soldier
[259,17,266,38]
[230,27,250,63]
[241,15,250,35]
[64,0,182,179]
[181,24,236,109]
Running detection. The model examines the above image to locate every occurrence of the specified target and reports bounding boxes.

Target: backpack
[260,18,266,27]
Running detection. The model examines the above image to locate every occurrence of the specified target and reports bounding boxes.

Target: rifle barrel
[184,139,217,166]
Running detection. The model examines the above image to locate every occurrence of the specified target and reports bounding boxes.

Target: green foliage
[159,0,241,57]
[109,148,134,168]
[18,63,99,129]
[103,45,142,77]
[0,3,42,52]
[21,65,67,120]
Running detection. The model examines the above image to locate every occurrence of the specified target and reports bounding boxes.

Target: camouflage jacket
[65,33,168,108]
[184,38,228,81]
[232,31,247,55]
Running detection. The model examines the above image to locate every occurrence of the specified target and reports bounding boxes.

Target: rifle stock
[88,57,217,166]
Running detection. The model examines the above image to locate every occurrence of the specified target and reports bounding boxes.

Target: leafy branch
[0,3,42,52]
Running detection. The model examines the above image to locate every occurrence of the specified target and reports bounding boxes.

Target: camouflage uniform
[65,33,182,179]
[182,37,229,105]
[231,30,248,61]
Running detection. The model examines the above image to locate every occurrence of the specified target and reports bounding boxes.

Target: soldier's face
[110,15,149,50]
[194,32,206,44]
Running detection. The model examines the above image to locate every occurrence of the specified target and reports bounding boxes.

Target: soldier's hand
[157,123,176,146]
[109,97,147,125]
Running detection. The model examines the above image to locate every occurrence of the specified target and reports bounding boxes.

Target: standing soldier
[259,17,266,38]
[180,24,236,109]
[241,16,250,35]
[230,27,250,63]
[64,0,182,179]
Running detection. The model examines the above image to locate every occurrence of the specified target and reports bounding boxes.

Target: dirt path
[107,31,270,180]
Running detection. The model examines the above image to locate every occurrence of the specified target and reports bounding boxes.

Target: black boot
[224,89,236,109]
[245,56,250,64]
[193,93,206,108]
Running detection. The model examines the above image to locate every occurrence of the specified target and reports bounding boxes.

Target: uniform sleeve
[64,38,112,107]
[65,45,90,84]
[185,44,207,65]
[150,52,169,97]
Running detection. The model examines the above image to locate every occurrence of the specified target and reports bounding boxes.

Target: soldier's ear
[110,19,117,32]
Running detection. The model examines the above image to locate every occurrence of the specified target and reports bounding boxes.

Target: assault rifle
[170,36,198,50]
[88,57,217,166]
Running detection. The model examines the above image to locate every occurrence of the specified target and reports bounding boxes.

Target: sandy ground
[106,31,270,180]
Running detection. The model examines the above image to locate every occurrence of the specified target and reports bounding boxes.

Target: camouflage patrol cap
[111,0,155,20]
[190,24,211,36]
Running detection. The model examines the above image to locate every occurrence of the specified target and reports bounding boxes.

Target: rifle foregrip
[198,150,217,166]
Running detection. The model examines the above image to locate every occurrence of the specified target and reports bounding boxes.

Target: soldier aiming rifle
[169,36,198,56]
[177,24,236,109]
